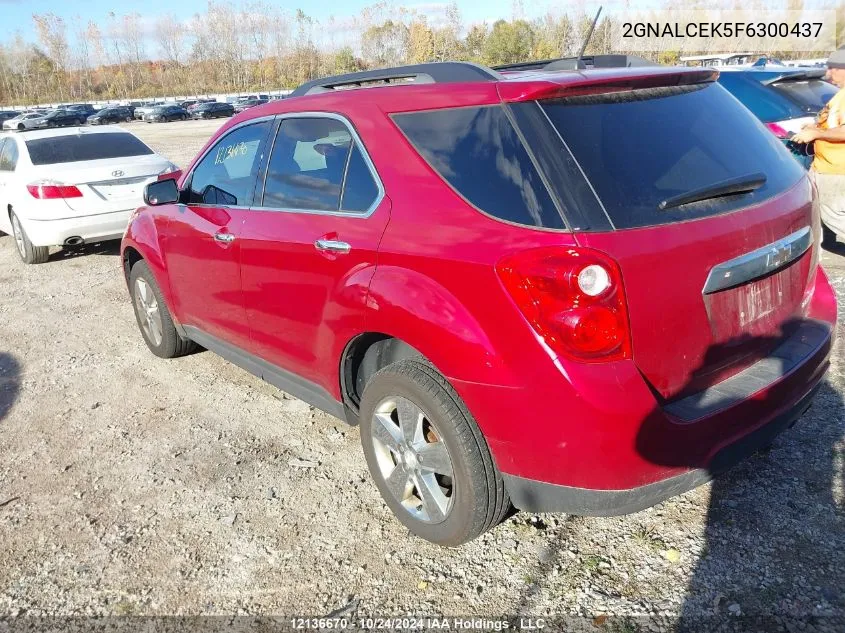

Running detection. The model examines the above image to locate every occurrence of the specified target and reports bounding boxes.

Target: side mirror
[144,178,179,206]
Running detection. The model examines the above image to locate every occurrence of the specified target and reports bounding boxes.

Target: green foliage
[483,19,535,65]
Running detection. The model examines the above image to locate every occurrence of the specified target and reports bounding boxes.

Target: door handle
[214,232,235,244]
[314,239,351,254]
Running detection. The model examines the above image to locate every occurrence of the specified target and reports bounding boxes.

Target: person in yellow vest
[792,49,845,248]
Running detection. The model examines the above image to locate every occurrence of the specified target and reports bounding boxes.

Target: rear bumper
[21,209,133,246]
[504,379,820,515]
[451,265,837,512]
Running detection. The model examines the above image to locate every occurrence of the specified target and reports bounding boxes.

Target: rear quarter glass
[541,82,806,230]
[392,105,567,230]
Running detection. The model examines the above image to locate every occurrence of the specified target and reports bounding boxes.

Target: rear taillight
[496,247,631,362]
[26,181,83,199]
[765,122,791,139]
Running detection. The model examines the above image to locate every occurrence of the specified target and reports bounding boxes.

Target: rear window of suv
[26,132,153,165]
[541,82,805,230]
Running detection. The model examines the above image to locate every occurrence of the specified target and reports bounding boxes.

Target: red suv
[122,59,838,546]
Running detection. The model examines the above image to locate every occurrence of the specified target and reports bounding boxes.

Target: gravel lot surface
[0,119,843,626]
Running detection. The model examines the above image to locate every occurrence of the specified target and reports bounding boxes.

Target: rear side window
[261,117,380,213]
[393,106,565,230]
[771,79,837,112]
[26,133,153,165]
[263,118,351,211]
[342,145,380,212]
[542,82,805,230]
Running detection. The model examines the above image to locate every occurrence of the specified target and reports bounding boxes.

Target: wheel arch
[121,214,178,321]
[340,333,426,425]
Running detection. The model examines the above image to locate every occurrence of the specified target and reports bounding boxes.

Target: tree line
[0,0,841,106]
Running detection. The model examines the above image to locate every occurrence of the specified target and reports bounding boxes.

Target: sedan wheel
[11,214,25,259]
[10,212,49,264]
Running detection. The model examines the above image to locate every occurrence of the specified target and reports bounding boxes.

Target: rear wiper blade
[658,173,767,211]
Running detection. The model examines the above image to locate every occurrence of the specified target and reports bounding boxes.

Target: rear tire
[129,260,197,358]
[359,359,510,546]
[822,223,838,249]
[10,212,49,264]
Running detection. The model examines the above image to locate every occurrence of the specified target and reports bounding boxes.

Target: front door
[164,118,274,349]
[240,115,389,393]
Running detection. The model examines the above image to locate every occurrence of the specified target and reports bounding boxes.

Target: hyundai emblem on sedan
[112,169,125,177]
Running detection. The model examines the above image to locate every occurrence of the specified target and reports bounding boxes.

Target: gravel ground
[0,119,843,626]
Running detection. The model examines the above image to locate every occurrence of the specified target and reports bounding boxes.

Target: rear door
[536,80,813,399]
[239,114,389,390]
[164,118,274,349]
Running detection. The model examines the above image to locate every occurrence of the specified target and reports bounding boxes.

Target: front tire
[10,212,49,264]
[129,260,196,358]
[359,360,510,546]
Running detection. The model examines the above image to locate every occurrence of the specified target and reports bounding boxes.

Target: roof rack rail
[290,62,501,97]
[493,55,657,72]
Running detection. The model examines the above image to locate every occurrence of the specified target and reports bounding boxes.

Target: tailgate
[536,79,814,399]
[577,180,817,398]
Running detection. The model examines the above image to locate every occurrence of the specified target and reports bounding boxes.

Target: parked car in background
[233,98,269,113]
[65,104,96,117]
[0,111,21,124]
[0,126,178,263]
[134,102,162,120]
[34,109,88,129]
[3,112,51,131]
[124,59,836,546]
[87,107,134,125]
[190,102,235,119]
[144,105,189,123]
[182,99,215,111]
[718,66,837,168]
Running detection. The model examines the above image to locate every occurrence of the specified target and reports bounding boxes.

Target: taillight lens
[765,122,790,139]
[27,181,83,199]
[496,247,631,362]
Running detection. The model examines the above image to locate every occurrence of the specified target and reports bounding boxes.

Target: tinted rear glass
[541,82,805,230]
[393,106,565,229]
[26,133,154,165]
[771,78,837,112]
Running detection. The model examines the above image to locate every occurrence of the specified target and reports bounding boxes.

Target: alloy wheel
[370,396,455,523]
[134,277,163,347]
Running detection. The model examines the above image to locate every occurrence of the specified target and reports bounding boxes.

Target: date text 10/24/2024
[290,618,548,631]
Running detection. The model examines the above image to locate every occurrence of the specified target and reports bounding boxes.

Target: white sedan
[0,126,177,264]
[2,112,49,131]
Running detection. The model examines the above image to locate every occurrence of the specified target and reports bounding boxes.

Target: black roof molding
[290,62,501,97]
